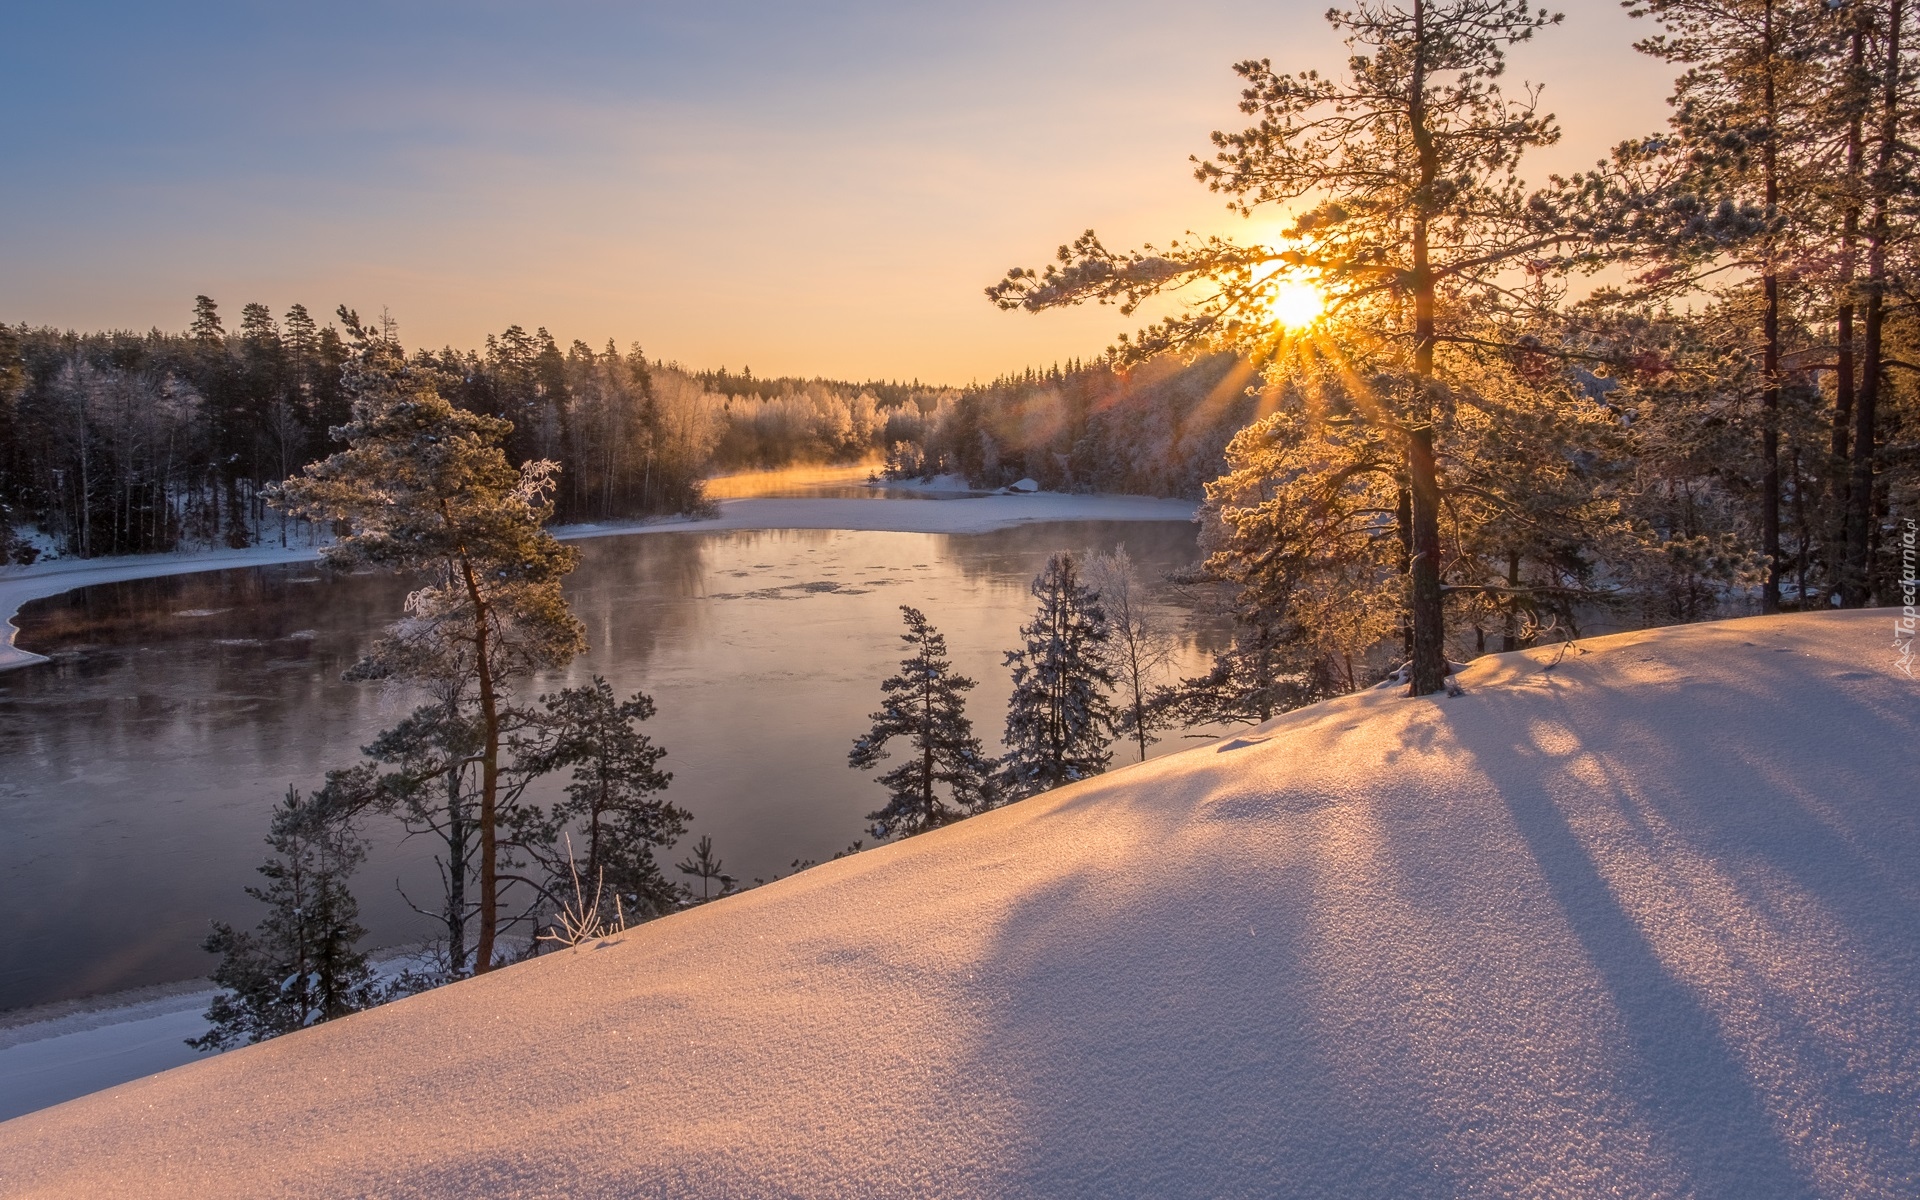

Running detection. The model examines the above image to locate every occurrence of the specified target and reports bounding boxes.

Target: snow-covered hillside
[2,612,1914,1198]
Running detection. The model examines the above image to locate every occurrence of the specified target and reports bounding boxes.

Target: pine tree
[189,788,374,1051]
[269,322,585,973]
[675,835,734,903]
[850,606,997,838]
[991,1,1570,695]
[344,695,486,979]
[1577,1,1912,608]
[1000,553,1118,799]
[1152,613,1301,727]
[1839,0,1908,604]
[529,678,685,919]
[1625,0,1831,613]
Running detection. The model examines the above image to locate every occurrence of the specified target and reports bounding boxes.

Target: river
[0,515,1230,1011]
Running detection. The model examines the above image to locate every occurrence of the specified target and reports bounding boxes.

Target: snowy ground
[0,492,1197,671]
[1,611,1912,1198]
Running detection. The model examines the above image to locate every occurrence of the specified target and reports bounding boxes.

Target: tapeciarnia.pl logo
[1897,517,1917,679]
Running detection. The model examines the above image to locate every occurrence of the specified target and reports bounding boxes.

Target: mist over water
[0,520,1229,1011]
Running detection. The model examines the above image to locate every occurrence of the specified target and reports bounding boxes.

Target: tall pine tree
[991,1,1571,695]
[269,320,585,973]
[1626,0,1829,612]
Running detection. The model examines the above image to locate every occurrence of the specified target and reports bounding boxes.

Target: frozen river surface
[0,519,1227,1011]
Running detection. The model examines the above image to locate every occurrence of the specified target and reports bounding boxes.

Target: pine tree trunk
[1396,486,1414,660]
[1404,0,1448,696]
[446,765,468,977]
[1407,424,1447,694]
[1760,0,1783,614]
[590,765,607,888]
[455,544,503,974]
[1844,0,1903,606]
[1793,447,1810,605]
[1501,550,1521,652]
[1830,16,1866,596]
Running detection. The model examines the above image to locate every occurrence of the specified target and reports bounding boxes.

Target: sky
[0,1,1676,384]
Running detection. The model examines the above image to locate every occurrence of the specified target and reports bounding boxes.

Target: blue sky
[0,1,1674,381]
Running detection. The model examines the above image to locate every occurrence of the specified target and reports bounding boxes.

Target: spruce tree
[189,788,375,1051]
[1000,554,1117,799]
[269,319,586,973]
[529,678,685,919]
[850,606,996,838]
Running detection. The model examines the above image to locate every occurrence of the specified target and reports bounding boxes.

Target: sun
[1269,278,1326,332]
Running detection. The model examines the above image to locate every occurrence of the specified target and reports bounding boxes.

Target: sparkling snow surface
[1,612,1914,1198]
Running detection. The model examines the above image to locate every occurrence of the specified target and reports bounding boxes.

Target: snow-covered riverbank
[0,984,216,1125]
[0,944,446,1124]
[0,492,1198,671]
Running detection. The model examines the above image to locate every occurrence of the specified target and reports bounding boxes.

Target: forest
[0,297,1305,564]
[0,304,955,560]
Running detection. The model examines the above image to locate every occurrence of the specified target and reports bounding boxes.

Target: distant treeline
[0,298,1267,562]
[0,299,955,560]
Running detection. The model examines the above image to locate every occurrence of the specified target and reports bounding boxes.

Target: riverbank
[0,982,216,1124]
[0,492,1198,671]
[0,942,450,1124]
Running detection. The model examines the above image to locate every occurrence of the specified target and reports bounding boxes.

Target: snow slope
[0,493,1197,671]
[1,611,1913,1198]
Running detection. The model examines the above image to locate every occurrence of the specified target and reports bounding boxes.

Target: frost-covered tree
[1620,0,1831,612]
[270,319,585,973]
[189,788,375,1051]
[1084,546,1177,760]
[850,606,997,838]
[991,0,1573,695]
[1000,554,1118,798]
